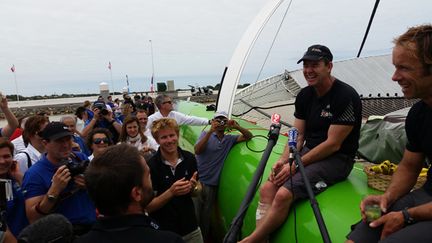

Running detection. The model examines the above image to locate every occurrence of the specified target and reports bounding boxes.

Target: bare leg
[240,187,293,243]
[256,181,279,228]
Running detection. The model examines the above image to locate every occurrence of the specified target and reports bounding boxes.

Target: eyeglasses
[162,101,172,104]
[93,137,110,144]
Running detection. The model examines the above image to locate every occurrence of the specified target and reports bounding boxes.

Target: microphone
[17,214,74,243]
[268,113,281,141]
[288,127,298,165]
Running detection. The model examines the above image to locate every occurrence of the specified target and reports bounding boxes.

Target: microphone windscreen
[288,127,298,148]
[17,214,73,243]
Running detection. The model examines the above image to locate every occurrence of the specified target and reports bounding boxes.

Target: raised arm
[0,97,18,138]
[174,111,209,126]
[229,120,253,143]
[194,120,218,155]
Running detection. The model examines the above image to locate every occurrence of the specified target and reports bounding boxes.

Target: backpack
[18,151,32,169]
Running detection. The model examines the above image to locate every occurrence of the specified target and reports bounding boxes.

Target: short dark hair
[86,128,113,152]
[23,115,49,145]
[85,144,145,216]
[0,137,14,155]
[75,107,86,119]
[394,24,432,75]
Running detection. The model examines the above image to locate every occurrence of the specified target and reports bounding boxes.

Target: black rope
[357,0,381,57]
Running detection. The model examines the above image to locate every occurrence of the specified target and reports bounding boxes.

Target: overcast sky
[1,0,431,96]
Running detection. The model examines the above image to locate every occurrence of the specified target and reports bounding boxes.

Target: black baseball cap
[40,122,73,140]
[297,44,333,64]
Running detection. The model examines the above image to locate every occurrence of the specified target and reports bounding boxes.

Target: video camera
[0,179,13,232]
[60,153,90,177]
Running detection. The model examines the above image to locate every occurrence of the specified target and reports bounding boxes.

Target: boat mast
[149,39,155,93]
[217,0,285,117]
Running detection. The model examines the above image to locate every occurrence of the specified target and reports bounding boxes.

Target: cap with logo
[297,44,333,64]
[213,111,229,119]
[40,122,73,140]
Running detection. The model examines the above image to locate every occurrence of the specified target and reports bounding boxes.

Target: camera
[0,179,13,232]
[61,154,89,177]
[95,104,109,116]
[214,118,227,126]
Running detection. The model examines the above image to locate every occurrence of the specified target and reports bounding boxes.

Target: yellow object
[370,160,399,175]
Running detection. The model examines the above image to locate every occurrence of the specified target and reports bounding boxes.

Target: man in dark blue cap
[240,45,362,243]
[22,122,95,236]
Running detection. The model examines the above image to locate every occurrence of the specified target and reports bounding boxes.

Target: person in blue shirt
[0,138,28,238]
[22,122,96,236]
[194,111,252,240]
[81,103,122,144]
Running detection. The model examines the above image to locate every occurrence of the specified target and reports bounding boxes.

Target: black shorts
[283,147,354,200]
[347,188,432,243]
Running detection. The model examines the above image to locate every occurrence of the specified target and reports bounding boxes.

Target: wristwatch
[401,208,415,225]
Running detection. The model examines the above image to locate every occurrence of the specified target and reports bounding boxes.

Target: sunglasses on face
[162,101,172,104]
[93,137,110,145]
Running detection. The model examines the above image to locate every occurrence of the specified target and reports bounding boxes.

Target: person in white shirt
[14,115,48,173]
[119,117,157,159]
[146,94,210,130]
[136,110,159,150]
[11,116,29,155]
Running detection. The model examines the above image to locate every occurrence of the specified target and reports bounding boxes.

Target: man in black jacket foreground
[76,144,184,243]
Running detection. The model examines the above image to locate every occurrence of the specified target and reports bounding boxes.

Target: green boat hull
[177,100,380,243]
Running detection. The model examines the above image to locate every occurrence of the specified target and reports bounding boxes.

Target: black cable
[245,135,268,153]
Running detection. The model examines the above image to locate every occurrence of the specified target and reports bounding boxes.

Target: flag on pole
[11,65,15,73]
[150,75,154,92]
[108,62,112,70]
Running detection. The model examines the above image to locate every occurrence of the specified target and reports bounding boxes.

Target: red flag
[11,65,15,72]
[108,62,111,70]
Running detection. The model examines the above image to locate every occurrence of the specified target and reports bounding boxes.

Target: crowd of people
[1,24,432,243]
[1,89,252,243]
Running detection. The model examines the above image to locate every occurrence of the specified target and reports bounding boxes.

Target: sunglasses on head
[93,137,110,144]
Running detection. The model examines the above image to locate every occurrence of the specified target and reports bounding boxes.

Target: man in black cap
[240,45,362,243]
[22,122,96,235]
